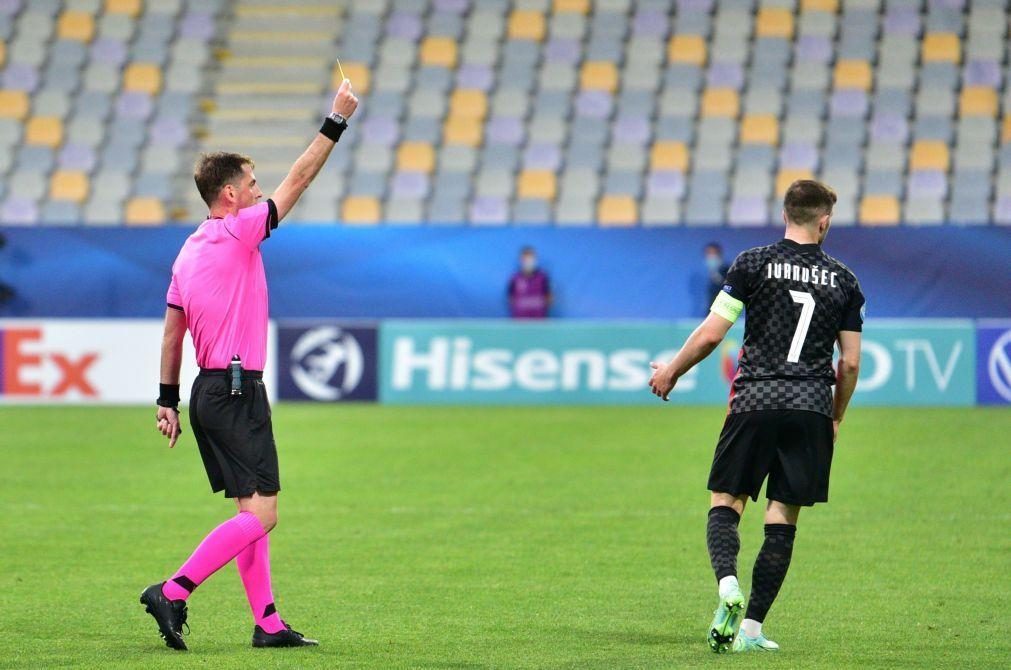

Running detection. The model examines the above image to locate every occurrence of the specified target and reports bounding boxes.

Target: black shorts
[708,409,833,507]
[189,371,280,499]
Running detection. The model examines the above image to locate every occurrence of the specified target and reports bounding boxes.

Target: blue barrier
[2,226,1009,318]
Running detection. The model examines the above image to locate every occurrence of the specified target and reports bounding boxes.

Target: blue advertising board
[976,320,1011,405]
[277,322,379,401]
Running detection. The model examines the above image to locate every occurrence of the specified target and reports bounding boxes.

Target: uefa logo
[987,330,1011,403]
[289,326,365,401]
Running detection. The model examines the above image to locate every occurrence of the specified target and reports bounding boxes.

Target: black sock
[745,523,797,623]
[706,506,741,583]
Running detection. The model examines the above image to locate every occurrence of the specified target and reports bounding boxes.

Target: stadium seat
[910,140,950,171]
[105,0,141,18]
[396,142,436,173]
[49,170,89,203]
[921,33,961,63]
[959,86,998,117]
[580,61,618,92]
[0,90,29,120]
[740,115,778,145]
[650,141,689,172]
[420,36,457,68]
[554,0,590,13]
[443,117,482,146]
[518,169,557,200]
[123,63,162,94]
[341,195,381,225]
[449,89,488,120]
[859,195,901,225]
[57,11,95,43]
[668,35,707,66]
[508,10,546,41]
[597,194,637,227]
[125,196,166,225]
[834,59,872,90]
[24,117,63,147]
[755,8,794,39]
[332,62,369,94]
[700,88,739,118]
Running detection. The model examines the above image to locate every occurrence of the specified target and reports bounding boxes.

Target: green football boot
[732,631,780,652]
[706,586,745,653]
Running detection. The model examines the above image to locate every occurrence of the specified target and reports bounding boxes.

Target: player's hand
[156,406,183,448]
[332,79,359,120]
[648,361,677,401]
[832,420,840,443]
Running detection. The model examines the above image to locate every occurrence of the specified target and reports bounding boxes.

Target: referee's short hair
[194,152,255,206]
[783,179,837,227]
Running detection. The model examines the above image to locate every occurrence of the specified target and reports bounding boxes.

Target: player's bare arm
[156,306,186,448]
[271,79,359,221]
[649,312,735,401]
[832,330,862,442]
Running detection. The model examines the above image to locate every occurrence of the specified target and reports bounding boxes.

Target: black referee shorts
[707,409,834,507]
[188,370,280,499]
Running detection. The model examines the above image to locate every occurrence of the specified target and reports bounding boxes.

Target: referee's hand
[648,361,677,401]
[332,78,359,120]
[156,406,183,448]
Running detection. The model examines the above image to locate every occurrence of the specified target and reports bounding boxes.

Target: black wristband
[157,383,180,408]
[319,116,346,142]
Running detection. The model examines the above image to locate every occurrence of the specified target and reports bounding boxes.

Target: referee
[649,180,864,654]
[140,80,358,651]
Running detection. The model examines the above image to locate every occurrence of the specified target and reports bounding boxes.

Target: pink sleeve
[224,199,278,250]
[166,275,183,310]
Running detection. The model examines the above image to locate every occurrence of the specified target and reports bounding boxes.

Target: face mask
[521,257,537,273]
[705,256,721,272]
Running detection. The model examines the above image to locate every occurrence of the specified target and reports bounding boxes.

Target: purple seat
[729,196,767,226]
[830,89,868,118]
[545,38,581,65]
[706,62,744,90]
[779,142,819,170]
[362,116,399,146]
[0,0,21,16]
[433,0,468,12]
[908,170,948,198]
[91,38,127,66]
[391,171,430,199]
[870,113,909,143]
[575,90,613,119]
[883,8,920,35]
[994,196,1011,224]
[180,12,215,40]
[58,143,96,171]
[115,91,153,119]
[486,116,524,144]
[2,63,38,92]
[469,196,508,225]
[150,117,188,147]
[1,197,38,225]
[523,143,561,171]
[386,11,422,40]
[647,171,686,198]
[612,115,650,144]
[633,9,667,37]
[963,60,1001,88]
[456,64,493,91]
[795,36,832,64]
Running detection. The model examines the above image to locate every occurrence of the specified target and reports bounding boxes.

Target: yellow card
[336,58,346,82]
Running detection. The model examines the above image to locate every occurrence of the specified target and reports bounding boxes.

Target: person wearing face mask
[704,242,731,309]
[507,246,553,319]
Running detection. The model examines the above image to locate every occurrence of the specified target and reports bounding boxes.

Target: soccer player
[140,79,359,651]
[648,180,864,654]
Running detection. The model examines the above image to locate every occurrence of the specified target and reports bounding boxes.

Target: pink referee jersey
[166,200,278,371]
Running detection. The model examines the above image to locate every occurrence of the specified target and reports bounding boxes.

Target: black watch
[328,112,348,128]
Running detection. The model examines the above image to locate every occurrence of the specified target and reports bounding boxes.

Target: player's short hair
[193,152,254,207]
[783,179,837,227]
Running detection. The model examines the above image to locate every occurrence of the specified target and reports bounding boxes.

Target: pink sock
[236,534,286,633]
[162,511,265,601]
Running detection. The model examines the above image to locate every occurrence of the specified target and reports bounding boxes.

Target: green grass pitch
[1,405,1008,669]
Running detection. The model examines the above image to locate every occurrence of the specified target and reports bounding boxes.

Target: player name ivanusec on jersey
[764,262,840,288]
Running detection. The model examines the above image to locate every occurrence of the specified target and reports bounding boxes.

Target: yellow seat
[25,117,63,147]
[801,0,838,10]
[740,115,778,145]
[1002,116,1011,143]
[668,34,706,66]
[125,197,166,225]
[909,140,949,171]
[50,171,89,203]
[922,33,960,63]
[517,170,557,200]
[0,41,5,68]
[650,141,689,171]
[959,86,998,117]
[57,11,95,42]
[598,195,638,227]
[776,169,814,197]
[450,89,488,120]
[508,10,546,41]
[332,62,369,94]
[396,142,436,173]
[105,0,141,17]
[443,117,482,146]
[123,63,162,94]
[580,61,618,92]
[700,88,739,118]
[419,36,457,68]
[755,8,794,39]
[859,195,900,226]
[553,0,589,13]
[834,59,872,90]
[0,90,29,120]
[341,196,380,225]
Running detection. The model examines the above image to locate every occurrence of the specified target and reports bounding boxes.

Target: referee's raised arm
[271,78,360,222]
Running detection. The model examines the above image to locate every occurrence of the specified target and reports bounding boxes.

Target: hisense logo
[391,337,698,392]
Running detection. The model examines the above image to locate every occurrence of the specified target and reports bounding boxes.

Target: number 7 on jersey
[787,290,815,363]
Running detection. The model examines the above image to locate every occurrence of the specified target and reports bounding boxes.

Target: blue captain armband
[710,290,744,324]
